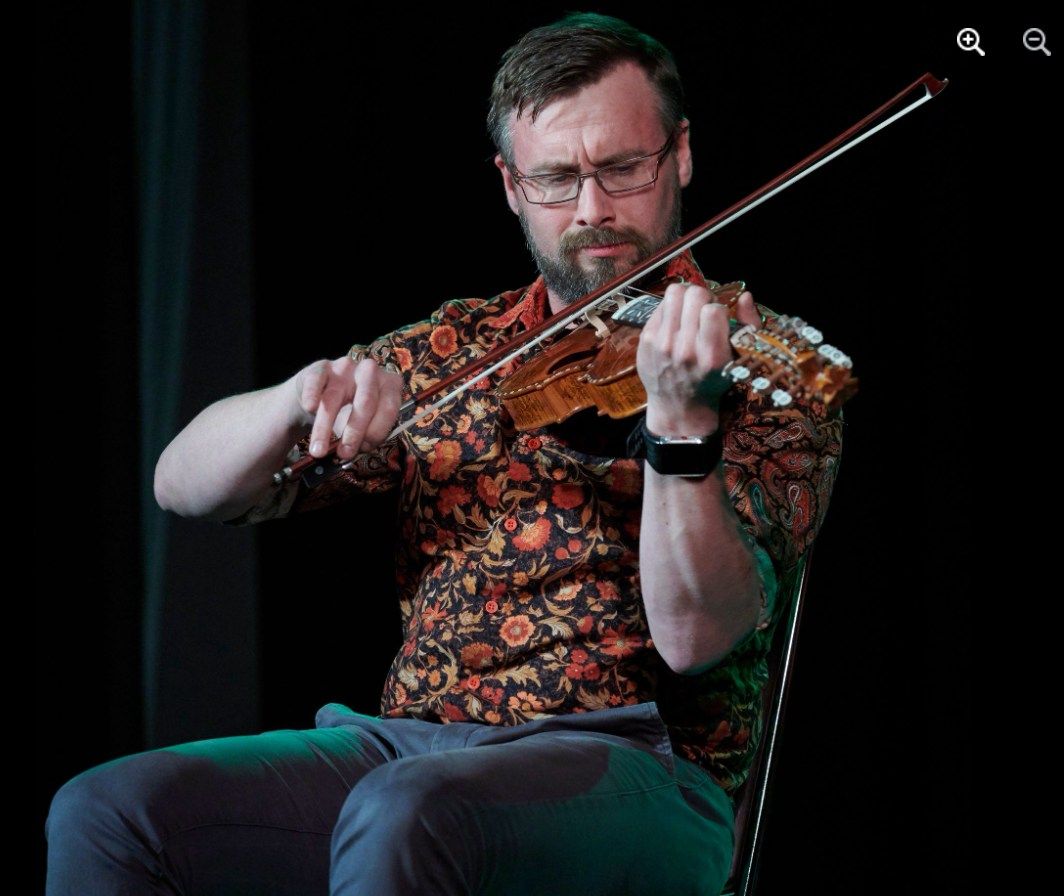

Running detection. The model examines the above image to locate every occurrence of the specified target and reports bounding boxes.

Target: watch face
[642,422,724,476]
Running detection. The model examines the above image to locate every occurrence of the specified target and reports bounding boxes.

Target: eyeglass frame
[506,123,689,206]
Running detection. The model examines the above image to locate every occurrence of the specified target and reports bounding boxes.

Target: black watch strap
[636,417,724,478]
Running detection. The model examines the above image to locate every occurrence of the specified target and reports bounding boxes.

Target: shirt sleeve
[720,390,845,634]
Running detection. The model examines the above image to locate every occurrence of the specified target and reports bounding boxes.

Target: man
[46,12,842,895]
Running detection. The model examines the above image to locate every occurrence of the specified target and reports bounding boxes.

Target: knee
[333,757,474,855]
[47,759,130,846]
[46,750,187,850]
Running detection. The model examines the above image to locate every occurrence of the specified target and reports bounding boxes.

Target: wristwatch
[639,418,724,478]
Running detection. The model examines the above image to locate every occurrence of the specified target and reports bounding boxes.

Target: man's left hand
[636,283,761,437]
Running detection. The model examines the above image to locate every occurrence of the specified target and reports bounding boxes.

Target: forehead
[508,61,665,166]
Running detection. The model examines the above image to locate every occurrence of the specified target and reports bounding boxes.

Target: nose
[574,174,615,229]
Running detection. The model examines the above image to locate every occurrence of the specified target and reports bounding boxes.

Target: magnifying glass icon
[1023,28,1052,56]
[957,28,985,56]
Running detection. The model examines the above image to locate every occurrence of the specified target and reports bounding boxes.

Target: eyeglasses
[508,125,687,205]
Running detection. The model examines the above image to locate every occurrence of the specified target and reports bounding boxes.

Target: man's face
[495,61,692,314]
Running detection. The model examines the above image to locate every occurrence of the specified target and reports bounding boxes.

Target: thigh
[333,726,734,896]
[46,724,390,896]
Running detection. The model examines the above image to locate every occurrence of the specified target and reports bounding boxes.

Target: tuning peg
[817,344,852,368]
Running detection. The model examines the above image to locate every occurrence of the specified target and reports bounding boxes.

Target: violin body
[498,281,748,431]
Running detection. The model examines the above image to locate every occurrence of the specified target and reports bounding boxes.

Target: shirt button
[485,599,499,614]
[503,518,518,532]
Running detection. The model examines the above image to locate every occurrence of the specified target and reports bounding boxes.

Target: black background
[38,2,1054,891]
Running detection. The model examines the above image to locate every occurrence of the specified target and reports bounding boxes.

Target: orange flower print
[601,624,643,659]
[465,674,481,690]
[508,461,532,482]
[477,474,501,508]
[437,485,470,516]
[578,615,594,635]
[564,663,583,679]
[508,691,545,712]
[429,440,462,480]
[420,601,447,632]
[456,414,472,434]
[596,580,619,601]
[513,517,551,551]
[480,684,504,704]
[553,480,587,510]
[394,347,413,371]
[427,669,441,687]
[394,683,408,705]
[460,642,495,669]
[499,614,535,647]
[443,702,467,722]
[582,662,600,680]
[570,648,589,663]
[484,710,502,723]
[430,325,458,357]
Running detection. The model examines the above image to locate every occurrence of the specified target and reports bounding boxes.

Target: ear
[675,119,693,188]
[495,153,521,216]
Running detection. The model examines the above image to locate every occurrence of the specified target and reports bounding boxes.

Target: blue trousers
[45,700,734,895]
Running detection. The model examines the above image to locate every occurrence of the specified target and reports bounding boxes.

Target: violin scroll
[724,313,859,411]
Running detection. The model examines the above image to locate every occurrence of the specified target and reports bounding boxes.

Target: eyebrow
[527,146,650,175]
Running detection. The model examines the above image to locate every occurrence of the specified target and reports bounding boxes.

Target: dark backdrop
[38,1,1053,891]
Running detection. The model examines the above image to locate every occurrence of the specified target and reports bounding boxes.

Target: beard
[518,181,684,306]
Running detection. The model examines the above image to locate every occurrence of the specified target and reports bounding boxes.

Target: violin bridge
[582,309,612,339]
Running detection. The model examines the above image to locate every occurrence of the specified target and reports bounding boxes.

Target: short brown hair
[487,12,685,166]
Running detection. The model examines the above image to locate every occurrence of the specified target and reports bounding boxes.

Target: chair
[720,547,815,896]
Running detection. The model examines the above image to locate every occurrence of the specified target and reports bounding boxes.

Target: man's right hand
[293,356,404,460]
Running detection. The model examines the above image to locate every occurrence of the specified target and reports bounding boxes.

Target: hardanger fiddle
[274,71,946,487]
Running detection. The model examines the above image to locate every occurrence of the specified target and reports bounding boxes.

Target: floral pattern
[228,250,843,796]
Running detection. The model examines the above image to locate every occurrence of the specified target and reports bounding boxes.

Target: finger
[654,283,686,352]
[340,359,383,457]
[298,360,330,417]
[309,356,356,455]
[677,285,711,367]
[696,302,731,370]
[736,291,762,329]
[363,369,403,448]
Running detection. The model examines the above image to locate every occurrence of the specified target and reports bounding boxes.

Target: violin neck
[610,284,740,327]
[610,294,660,327]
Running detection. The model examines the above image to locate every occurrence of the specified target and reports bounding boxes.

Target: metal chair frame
[720,548,814,896]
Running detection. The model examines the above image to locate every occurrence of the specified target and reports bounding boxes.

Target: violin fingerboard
[611,296,659,326]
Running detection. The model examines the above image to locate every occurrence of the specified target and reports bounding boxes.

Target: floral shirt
[229,250,844,797]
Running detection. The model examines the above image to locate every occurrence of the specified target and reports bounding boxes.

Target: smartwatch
[639,418,724,478]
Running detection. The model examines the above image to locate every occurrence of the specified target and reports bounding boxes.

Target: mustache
[560,228,643,253]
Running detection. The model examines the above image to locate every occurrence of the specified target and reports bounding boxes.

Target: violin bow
[277,71,947,485]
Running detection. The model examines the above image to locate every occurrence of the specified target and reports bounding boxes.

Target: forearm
[639,465,763,674]
[638,402,764,675]
[153,374,310,521]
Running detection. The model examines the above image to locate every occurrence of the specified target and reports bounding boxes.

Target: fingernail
[310,440,325,455]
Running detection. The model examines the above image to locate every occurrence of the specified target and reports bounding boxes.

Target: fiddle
[497,278,857,431]
[273,71,945,486]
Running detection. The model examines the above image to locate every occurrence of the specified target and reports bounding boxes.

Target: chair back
[720,548,814,896]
